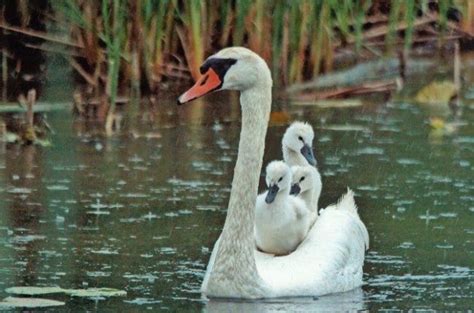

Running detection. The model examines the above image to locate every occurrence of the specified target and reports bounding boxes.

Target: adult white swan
[178,47,369,299]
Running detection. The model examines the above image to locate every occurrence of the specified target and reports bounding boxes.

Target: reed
[6,0,467,127]
[404,0,416,52]
[52,0,467,87]
[101,0,127,134]
[142,0,173,90]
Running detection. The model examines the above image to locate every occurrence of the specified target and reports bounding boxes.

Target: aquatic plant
[1,0,471,131]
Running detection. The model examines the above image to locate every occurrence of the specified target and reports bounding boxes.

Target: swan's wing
[256,190,368,297]
[323,188,369,249]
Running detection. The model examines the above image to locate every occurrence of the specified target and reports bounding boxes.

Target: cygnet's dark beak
[300,144,316,166]
[265,184,279,204]
[290,183,301,196]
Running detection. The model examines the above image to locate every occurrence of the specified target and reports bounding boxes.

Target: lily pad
[6,286,126,298]
[5,286,64,295]
[0,296,65,308]
[65,288,127,298]
[415,81,458,105]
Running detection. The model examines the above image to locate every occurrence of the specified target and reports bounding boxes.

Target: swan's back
[255,189,368,297]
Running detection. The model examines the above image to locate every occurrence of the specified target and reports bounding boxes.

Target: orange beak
[177,68,222,104]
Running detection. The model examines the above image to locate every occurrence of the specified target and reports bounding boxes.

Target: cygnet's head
[290,165,317,196]
[282,121,316,166]
[178,47,272,104]
[264,160,291,204]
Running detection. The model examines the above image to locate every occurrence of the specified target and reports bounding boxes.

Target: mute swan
[255,161,311,255]
[290,165,322,214]
[177,47,369,299]
[282,121,317,167]
[282,121,323,214]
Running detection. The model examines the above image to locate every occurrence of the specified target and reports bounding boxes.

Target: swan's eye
[298,136,304,142]
[300,176,305,182]
[278,177,283,182]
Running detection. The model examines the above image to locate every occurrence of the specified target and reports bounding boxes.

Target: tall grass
[51,0,468,87]
[40,0,470,127]
[101,0,127,134]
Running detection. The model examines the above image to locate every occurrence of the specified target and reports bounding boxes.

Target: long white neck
[206,85,272,298]
[303,169,322,213]
[300,189,315,211]
[283,146,307,166]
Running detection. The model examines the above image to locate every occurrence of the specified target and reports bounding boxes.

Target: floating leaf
[65,288,127,298]
[429,117,446,130]
[428,117,457,139]
[6,286,126,298]
[415,81,458,105]
[0,296,65,308]
[5,286,64,295]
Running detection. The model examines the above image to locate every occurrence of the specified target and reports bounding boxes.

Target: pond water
[0,64,473,311]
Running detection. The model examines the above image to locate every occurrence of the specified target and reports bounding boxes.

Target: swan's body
[255,161,311,255]
[290,165,322,214]
[256,189,369,296]
[178,47,369,299]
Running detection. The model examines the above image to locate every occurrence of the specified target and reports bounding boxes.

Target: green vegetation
[50,1,470,86]
[1,0,472,131]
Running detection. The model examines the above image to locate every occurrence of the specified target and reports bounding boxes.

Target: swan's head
[177,47,272,104]
[282,121,316,166]
[264,160,291,204]
[290,165,317,196]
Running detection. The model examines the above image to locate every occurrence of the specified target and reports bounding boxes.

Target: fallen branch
[286,58,434,94]
[23,43,84,58]
[365,34,462,47]
[69,58,98,86]
[290,79,399,101]
[349,16,438,44]
[0,23,83,49]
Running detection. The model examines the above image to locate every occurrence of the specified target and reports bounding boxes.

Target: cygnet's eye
[300,176,305,182]
[298,136,304,142]
[278,177,283,182]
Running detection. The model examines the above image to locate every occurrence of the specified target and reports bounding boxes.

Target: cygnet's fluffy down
[255,160,312,255]
[282,121,317,167]
[290,165,322,213]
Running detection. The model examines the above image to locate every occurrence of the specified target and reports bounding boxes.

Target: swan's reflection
[204,288,366,312]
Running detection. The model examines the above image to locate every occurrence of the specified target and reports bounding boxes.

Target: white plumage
[179,47,369,299]
[290,164,322,214]
[256,189,369,297]
[282,121,317,167]
[255,161,311,255]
